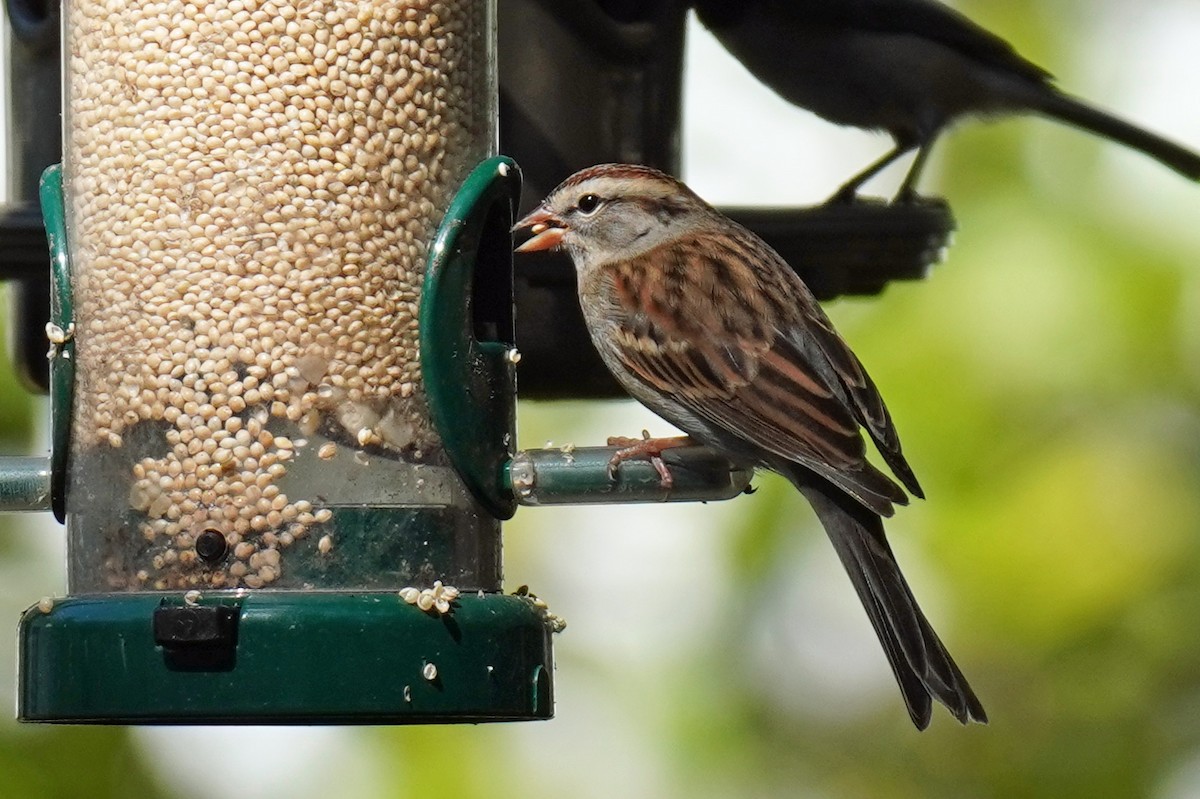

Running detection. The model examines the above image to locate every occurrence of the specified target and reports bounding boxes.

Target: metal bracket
[420,157,521,520]
[42,164,73,522]
[0,165,73,516]
[507,444,753,505]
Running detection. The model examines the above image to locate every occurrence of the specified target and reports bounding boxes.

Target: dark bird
[693,0,1200,201]
[514,163,987,728]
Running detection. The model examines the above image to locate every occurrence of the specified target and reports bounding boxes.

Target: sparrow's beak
[512,207,566,253]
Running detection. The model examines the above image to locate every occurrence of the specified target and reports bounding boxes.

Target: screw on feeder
[194,528,228,564]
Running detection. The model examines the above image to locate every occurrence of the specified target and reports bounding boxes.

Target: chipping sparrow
[513,163,986,729]
[693,0,1200,201]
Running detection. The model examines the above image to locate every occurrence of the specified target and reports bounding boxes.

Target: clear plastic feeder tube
[63,0,498,592]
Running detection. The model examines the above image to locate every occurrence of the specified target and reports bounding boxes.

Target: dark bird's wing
[844,0,1052,83]
[695,0,1052,84]
[603,225,916,515]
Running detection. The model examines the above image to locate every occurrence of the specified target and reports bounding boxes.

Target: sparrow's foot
[605,431,692,488]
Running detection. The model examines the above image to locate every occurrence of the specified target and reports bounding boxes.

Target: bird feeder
[3,0,751,724]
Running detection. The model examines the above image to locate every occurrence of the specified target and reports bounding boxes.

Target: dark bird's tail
[1031,90,1200,180]
[790,471,987,729]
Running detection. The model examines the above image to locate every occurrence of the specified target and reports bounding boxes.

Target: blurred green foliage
[0,0,1197,796]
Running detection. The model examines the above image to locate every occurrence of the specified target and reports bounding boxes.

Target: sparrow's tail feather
[1030,90,1200,180]
[790,470,987,729]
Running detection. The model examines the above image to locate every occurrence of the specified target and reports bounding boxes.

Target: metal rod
[0,456,52,512]
[507,445,753,506]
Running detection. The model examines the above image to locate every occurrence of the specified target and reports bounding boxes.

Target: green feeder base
[19,592,554,724]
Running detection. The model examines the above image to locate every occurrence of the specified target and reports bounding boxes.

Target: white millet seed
[65,0,489,589]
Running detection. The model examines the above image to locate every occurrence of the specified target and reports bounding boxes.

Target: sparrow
[693,0,1200,201]
[513,163,986,728]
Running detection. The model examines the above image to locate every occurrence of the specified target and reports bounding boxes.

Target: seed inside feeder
[64,0,491,591]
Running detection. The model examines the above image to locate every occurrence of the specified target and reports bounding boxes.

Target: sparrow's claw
[604,431,692,488]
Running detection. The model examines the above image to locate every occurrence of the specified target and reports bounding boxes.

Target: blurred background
[1,0,1199,796]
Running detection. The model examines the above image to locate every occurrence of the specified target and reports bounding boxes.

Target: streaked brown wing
[797,298,924,498]
[606,228,908,511]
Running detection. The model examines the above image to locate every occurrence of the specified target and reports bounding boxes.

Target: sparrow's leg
[826,138,917,204]
[605,431,693,488]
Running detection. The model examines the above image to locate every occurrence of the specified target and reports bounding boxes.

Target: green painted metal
[40,164,73,522]
[20,591,554,723]
[420,157,521,520]
[508,445,754,505]
[0,165,71,515]
[0,457,52,511]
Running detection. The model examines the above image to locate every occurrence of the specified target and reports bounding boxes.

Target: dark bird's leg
[787,469,987,729]
[826,138,918,204]
[606,431,693,488]
[895,138,939,203]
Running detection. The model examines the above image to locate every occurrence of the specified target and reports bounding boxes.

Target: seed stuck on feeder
[45,322,75,360]
[399,580,460,615]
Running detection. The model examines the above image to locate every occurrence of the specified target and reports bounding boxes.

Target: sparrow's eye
[576,194,602,214]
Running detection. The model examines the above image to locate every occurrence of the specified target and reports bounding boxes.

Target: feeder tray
[21,592,554,724]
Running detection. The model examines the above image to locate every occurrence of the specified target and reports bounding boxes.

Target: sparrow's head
[512,164,712,269]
